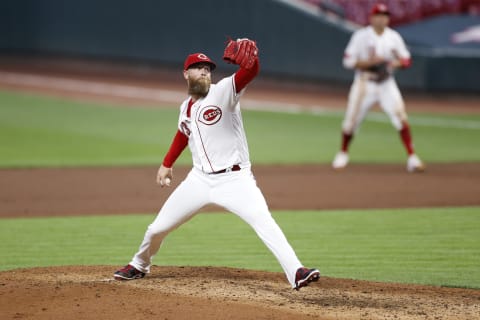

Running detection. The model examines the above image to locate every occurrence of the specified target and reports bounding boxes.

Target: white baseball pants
[342,76,408,133]
[130,167,303,287]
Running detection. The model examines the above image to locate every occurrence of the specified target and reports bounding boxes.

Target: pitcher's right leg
[116,170,209,279]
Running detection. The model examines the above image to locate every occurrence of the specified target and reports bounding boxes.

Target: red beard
[188,77,210,97]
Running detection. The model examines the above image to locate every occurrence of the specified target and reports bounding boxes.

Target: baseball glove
[223,38,258,69]
[366,62,391,82]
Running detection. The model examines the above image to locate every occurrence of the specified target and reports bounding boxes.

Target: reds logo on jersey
[198,105,222,125]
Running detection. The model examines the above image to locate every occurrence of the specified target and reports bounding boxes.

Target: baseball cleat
[407,154,425,173]
[294,267,320,290]
[114,264,145,281]
[332,151,349,170]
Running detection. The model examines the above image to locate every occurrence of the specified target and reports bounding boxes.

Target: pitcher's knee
[146,222,175,238]
[342,121,355,133]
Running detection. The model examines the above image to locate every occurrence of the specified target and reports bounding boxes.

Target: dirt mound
[1,266,479,320]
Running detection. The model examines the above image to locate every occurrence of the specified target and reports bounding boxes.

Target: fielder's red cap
[184,53,216,71]
[371,3,390,16]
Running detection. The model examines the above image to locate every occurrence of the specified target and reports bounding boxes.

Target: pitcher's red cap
[371,3,390,15]
[184,53,216,71]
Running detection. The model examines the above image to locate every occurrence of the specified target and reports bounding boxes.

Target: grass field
[1,90,480,167]
[1,208,479,288]
[1,90,479,290]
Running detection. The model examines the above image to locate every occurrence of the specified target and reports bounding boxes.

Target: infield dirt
[1,163,480,218]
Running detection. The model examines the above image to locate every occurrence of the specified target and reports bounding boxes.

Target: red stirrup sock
[399,122,415,155]
[341,132,353,152]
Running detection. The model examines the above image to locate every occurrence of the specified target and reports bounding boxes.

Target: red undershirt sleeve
[162,130,189,168]
[234,59,260,94]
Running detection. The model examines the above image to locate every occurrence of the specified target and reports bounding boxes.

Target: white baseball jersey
[341,26,411,132]
[178,75,251,173]
[343,25,410,79]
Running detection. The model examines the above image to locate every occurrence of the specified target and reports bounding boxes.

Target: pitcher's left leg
[214,171,309,287]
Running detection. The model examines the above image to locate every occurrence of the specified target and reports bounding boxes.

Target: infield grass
[1,207,479,289]
[1,90,480,167]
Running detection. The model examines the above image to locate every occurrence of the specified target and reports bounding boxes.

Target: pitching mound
[1,266,479,320]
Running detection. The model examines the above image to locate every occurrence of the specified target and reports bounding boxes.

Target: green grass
[0,91,185,167]
[1,90,480,167]
[1,207,479,289]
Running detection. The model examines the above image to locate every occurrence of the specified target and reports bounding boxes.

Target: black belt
[211,164,241,174]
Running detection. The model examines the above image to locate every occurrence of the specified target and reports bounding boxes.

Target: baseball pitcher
[332,3,425,172]
[114,38,320,290]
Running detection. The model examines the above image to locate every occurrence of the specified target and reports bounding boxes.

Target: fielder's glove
[366,62,391,83]
[223,38,258,69]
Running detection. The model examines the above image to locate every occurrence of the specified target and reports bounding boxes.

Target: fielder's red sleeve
[400,58,412,68]
[234,59,260,93]
[162,130,189,168]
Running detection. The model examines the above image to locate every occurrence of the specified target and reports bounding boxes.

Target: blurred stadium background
[305,0,480,26]
[1,0,479,92]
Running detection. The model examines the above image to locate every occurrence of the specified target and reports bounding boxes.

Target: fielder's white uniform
[342,25,410,132]
[130,74,304,287]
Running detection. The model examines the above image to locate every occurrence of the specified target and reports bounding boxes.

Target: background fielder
[332,3,425,173]
[114,38,319,290]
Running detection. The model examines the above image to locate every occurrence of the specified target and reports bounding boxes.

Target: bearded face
[187,75,211,97]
